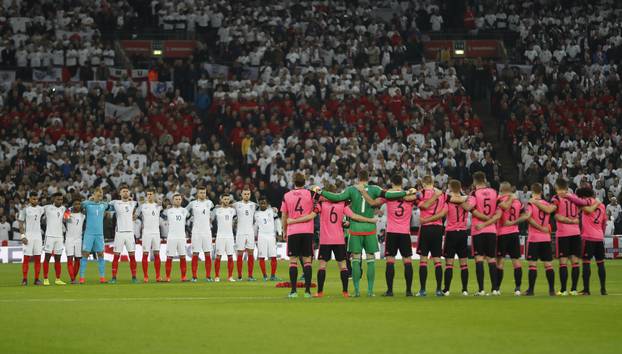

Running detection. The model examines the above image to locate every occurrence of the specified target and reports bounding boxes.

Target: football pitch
[1,260,620,354]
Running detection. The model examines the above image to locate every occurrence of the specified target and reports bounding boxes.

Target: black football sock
[488,262,498,291]
[385,262,395,292]
[303,263,312,292]
[528,266,537,292]
[545,266,555,292]
[514,265,522,288]
[317,268,326,293]
[497,267,504,290]
[434,262,442,291]
[582,262,591,292]
[419,262,428,291]
[460,264,469,292]
[571,264,580,291]
[559,264,568,292]
[597,261,606,291]
[404,262,413,293]
[443,265,453,292]
[340,269,349,292]
[475,261,484,292]
[289,263,298,293]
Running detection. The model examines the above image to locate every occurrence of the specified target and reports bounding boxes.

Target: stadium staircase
[473,98,518,185]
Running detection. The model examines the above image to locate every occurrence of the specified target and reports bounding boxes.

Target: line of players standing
[18,185,283,285]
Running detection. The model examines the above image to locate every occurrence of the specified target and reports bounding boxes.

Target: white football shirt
[65,212,84,239]
[233,201,256,235]
[215,207,236,238]
[137,203,162,235]
[255,208,276,236]
[164,207,188,239]
[186,199,214,235]
[110,200,137,232]
[44,205,66,237]
[18,205,45,237]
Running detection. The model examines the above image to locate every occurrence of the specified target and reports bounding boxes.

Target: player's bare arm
[419,188,442,210]
[554,213,579,224]
[505,211,531,226]
[281,210,288,239]
[287,211,318,224]
[355,185,383,207]
[527,215,549,233]
[19,220,27,245]
[419,207,448,224]
[582,199,602,214]
[476,210,502,230]
[498,194,516,210]
[471,209,490,222]
[529,198,557,214]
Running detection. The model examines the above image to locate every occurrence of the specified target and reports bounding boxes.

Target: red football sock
[22,255,30,279]
[215,256,221,277]
[247,254,254,277]
[73,258,81,279]
[270,257,277,276]
[54,255,62,278]
[227,256,234,278]
[165,258,172,278]
[236,254,243,278]
[43,255,50,278]
[204,252,212,278]
[112,254,120,278]
[180,257,187,278]
[154,255,161,279]
[129,255,137,277]
[67,256,75,280]
[191,255,199,278]
[259,258,267,277]
[33,255,41,280]
[142,254,149,278]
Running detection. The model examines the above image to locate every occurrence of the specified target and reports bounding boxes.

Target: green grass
[0,260,620,354]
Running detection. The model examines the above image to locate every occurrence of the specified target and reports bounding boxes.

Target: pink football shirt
[281,188,315,235]
[496,196,522,236]
[317,200,352,245]
[418,189,446,226]
[551,195,581,237]
[467,187,498,235]
[445,194,467,232]
[527,201,551,242]
[581,200,606,241]
[382,198,415,234]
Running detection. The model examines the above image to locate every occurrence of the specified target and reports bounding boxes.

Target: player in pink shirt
[415,175,446,297]
[280,173,317,298]
[358,174,418,297]
[449,172,501,296]
[551,178,582,295]
[574,187,607,296]
[288,184,377,298]
[496,182,529,296]
[442,180,470,296]
[524,183,556,296]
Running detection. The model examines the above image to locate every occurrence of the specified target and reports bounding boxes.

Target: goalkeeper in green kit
[314,171,415,297]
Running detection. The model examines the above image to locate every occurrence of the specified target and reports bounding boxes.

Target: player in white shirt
[186,186,215,282]
[63,199,84,284]
[137,188,163,282]
[254,197,282,281]
[162,194,189,282]
[108,185,138,283]
[42,193,67,285]
[233,188,258,281]
[214,195,237,282]
[18,193,45,285]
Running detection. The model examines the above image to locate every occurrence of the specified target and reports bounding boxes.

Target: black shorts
[318,244,346,262]
[443,230,468,259]
[385,233,413,258]
[287,234,313,257]
[582,240,605,261]
[497,233,521,259]
[472,233,497,258]
[556,235,582,258]
[526,241,553,262]
[417,225,443,257]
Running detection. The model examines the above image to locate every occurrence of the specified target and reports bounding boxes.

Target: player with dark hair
[137,188,163,282]
[109,185,138,284]
[443,180,470,296]
[42,192,67,285]
[18,192,45,285]
[186,185,214,282]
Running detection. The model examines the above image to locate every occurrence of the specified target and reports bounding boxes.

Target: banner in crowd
[149,81,174,97]
[163,40,197,58]
[104,102,142,122]
[2,236,621,263]
[202,63,229,79]
[120,40,152,56]
[496,63,533,75]
[32,68,79,82]
[424,39,503,59]
[0,70,15,90]
[240,66,259,80]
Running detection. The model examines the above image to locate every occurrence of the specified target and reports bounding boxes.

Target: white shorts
[114,231,136,253]
[43,236,64,254]
[192,234,213,253]
[166,238,187,258]
[65,238,82,257]
[257,236,277,258]
[23,236,43,256]
[142,233,161,253]
[215,237,234,256]
[235,233,255,250]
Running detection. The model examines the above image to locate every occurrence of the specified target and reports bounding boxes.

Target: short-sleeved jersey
[497,196,522,236]
[163,207,188,239]
[322,185,406,236]
[109,200,137,232]
[382,198,414,234]
[551,195,580,237]
[317,200,353,245]
[281,188,315,235]
[445,195,468,232]
[467,187,499,235]
[65,212,84,239]
[18,205,45,237]
[186,199,214,235]
[418,189,446,226]
[137,203,162,235]
[581,200,606,241]
[233,201,257,235]
[214,206,236,238]
[527,201,551,242]
[44,205,66,237]
[255,208,277,237]
[82,200,109,235]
